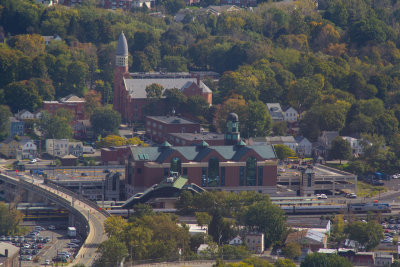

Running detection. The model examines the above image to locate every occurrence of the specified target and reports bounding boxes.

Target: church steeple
[116,31,128,67]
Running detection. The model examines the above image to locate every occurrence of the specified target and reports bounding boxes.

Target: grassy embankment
[357,181,387,198]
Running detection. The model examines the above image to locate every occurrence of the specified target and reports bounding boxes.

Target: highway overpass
[0,169,109,267]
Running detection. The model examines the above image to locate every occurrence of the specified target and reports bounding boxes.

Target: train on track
[282,202,391,215]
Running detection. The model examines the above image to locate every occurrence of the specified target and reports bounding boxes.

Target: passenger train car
[282,203,391,215]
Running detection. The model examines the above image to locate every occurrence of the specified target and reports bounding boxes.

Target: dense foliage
[177,190,287,248]
[0,202,24,235]
[1,0,400,171]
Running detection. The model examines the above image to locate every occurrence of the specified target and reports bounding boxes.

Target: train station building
[125,113,278,196]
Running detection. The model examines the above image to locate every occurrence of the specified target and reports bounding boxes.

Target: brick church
[113,32,213,122]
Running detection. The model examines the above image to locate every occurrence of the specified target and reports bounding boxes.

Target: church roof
[124,78,211,99]
[116,32,128,56]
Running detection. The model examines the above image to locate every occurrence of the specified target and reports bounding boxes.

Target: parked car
[45,259,51,265]
[48,225,56,230]
[81,173,87,176]
[0,236,5,241]
[346,193,357,198]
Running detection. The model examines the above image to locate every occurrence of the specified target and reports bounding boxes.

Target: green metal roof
[122,175,203,209]
[130,144,276,162]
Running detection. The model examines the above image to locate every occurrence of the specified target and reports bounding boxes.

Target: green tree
[185,96,210,119]
[300,253,353,267]
[176,191,194,214]
[90,107,121,136]
[95,237,129,267]
[145,83,163,99]
[329,136,352,164]
[282,242,301,260]
[272,121,287,136]
[208,209,236,244]
[274,144,296,161]
[104,216,128,239]
[246,101,272,137]
[132,203,155,219]
[39,110,73,139]
[0,202,24,235]
[4,80,42,113]
[163,88,187,114]
[195,212,212,230]
[345,221,383,251]
[241,200,286,248]
[274,259,296,267]
[0,106,12,141]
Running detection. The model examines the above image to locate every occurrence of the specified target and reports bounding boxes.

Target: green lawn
[357,181,387,198]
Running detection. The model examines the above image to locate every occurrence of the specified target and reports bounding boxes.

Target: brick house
[113,32,212,122]
[145,116,201,144]
[43,94,85,121]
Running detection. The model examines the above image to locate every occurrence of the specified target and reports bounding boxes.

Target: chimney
[5,249,8,257]
[196,75,200,86]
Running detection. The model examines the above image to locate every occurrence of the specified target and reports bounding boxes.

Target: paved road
[0,167,108,267]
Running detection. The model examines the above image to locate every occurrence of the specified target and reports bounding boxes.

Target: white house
[375,253,393,266]
[295,136,312,157]
[266,103,284,121]
[284,107,298,122]
[19,139,37,160]
[341,136,364,155]
[68,141,84,157]
[229,236,243,246]
[34,111,42,119]
[132,0,152,9]
[318,131,339,149]
[15,110,34,120]
[46,139,69,157]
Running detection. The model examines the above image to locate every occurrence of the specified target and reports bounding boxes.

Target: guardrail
[46,180,111,218]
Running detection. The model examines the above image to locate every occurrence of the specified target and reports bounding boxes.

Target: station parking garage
[276,163,357,197]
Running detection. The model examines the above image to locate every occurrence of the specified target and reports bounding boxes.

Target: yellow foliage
[96,135,148,148]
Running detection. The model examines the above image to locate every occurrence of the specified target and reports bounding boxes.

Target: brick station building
[125,113,278,196]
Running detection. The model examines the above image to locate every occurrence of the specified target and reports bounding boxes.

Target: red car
[37,244,43,249]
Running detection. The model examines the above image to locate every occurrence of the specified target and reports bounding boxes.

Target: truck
[67,227,76,238]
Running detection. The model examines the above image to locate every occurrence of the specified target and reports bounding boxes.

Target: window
[246,157,257,186]
[170,157,181,174]
[112,176,117,191]
[258,166,263,186]
[307,173,312,187]
[183,167,187,176]
[137,168,142,174]
[164,168,169,177]
[239,166,244,186]
[202,167,207,186]
[207,157,219,187]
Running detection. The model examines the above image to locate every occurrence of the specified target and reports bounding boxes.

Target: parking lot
[1,221,83,266]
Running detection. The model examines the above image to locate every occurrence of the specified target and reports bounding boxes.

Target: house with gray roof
[266,103,284,121]
[295,136,312,157]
